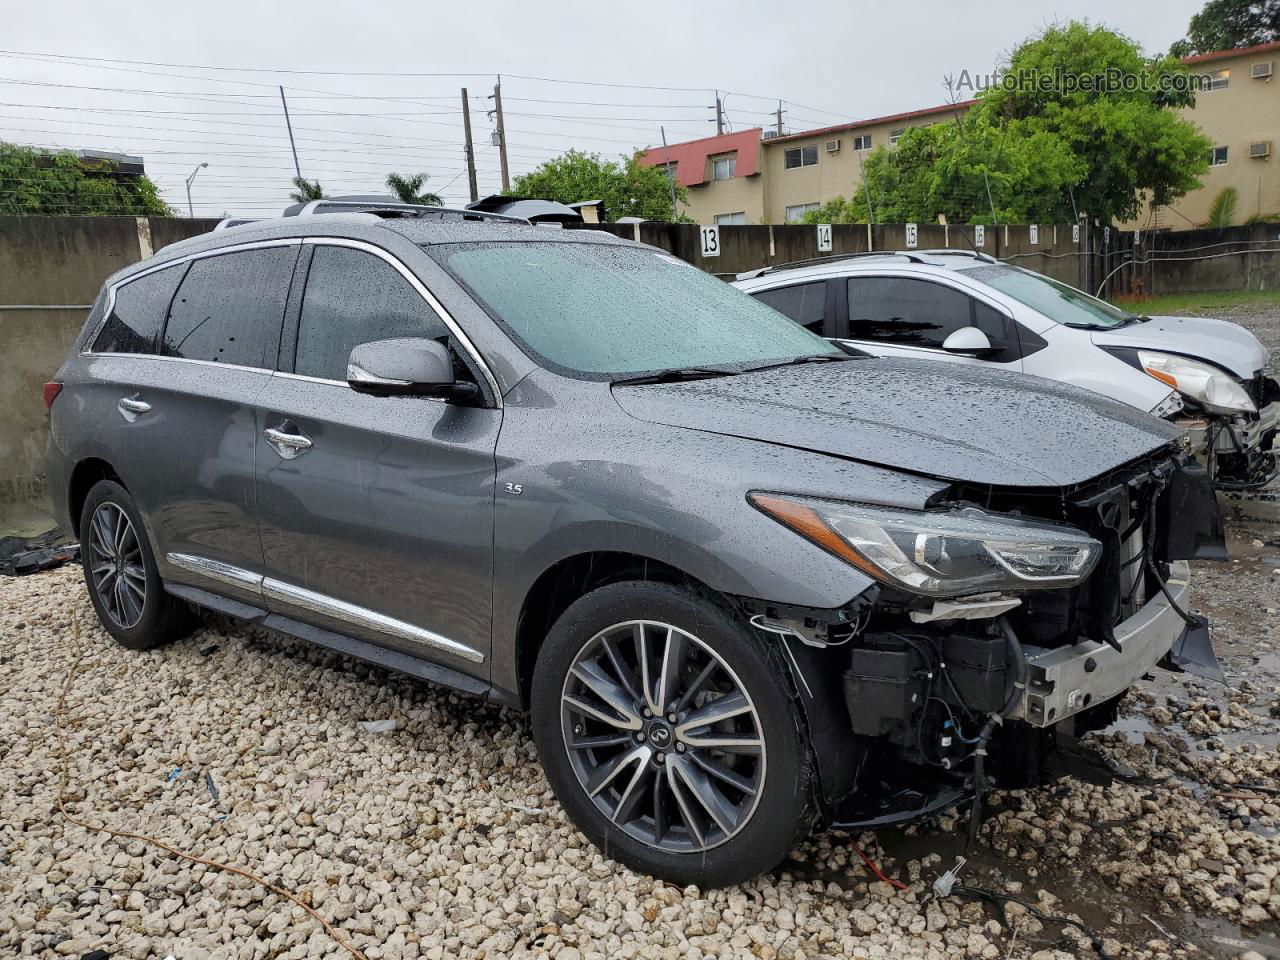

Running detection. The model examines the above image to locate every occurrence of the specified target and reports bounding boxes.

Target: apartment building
[1145,40,1279,228]
[638,103,970,226]
[638,42,1278,229]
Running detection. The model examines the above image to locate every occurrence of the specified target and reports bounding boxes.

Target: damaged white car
[736,251,1280,488]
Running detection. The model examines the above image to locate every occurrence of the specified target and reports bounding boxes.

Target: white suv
[734,250,1279,488]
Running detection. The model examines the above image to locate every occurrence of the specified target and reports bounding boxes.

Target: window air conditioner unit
[762,130,780,140]
[825,138,841,154]
[1251,61,1273,79]
[1249,140,1272,158]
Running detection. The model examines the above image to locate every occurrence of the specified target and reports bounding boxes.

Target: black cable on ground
[953,883,1114,959]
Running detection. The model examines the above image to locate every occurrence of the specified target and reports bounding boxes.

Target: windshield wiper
[610,366,737,386]
[739,354,859,374]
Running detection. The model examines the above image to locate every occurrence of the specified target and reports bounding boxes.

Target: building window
[889,128,906,146]
[657,163,676,180]
[785,202,820,223]
[1209,145,1229,166]
[714,212,746,226]
[1202,68,1230,91]
[784,146,819,169]
[711,154,736,180]
[852,134,872,151]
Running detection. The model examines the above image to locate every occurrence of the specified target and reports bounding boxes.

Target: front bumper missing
[1013,560,1196,727]
[1183,401,1280,488]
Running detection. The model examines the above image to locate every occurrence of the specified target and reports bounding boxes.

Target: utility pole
[279,86,302,180]
[492,77,510,192]
[775,101,785,137]
[660,126,678,221]
[461,87,479,203]
[714,90,724,135]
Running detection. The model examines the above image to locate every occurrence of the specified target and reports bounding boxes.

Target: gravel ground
[2,307,1279,960]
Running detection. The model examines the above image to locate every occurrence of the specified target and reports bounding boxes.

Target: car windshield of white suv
[959,264,1138,330]
[433,241,844,378]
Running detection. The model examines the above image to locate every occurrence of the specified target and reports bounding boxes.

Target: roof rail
[212,218,261,231]
[288,199,531,224]
[735,250,924,281]
[916,248,998,263]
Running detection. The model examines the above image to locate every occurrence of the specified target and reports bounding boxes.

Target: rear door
[254,240,501,678]
[840,274,1024,370]
[88,242,299,605]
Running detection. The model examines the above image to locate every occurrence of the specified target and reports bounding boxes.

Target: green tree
[385,172,442,205]
[0,143,171,216]
[1171,0,1279,56]
[289,176,326,203]
[823,23,1212,226]
[1204,186,1239,226]
[508,149,688,221]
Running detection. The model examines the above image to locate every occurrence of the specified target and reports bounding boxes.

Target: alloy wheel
[88,502,147,629]
[560,619,766,853]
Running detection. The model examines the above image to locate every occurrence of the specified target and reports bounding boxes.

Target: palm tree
[289,176,326,203]
[1204,187,1238,228]
[385,172,442,206]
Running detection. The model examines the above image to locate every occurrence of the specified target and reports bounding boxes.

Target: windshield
[430,241,840,377]
[959,264,1134,330]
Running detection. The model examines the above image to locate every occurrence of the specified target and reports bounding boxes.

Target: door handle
[117,396,151,422]
[264,424,313,459]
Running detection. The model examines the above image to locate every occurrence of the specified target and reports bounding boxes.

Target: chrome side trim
[302,237,503,406]
[166,552,264,592]
[82,238,305,359]
[261,577,485,664]
[88,354,274,376]
[164,553,484,664]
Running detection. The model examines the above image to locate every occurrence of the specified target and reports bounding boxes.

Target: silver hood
[1090,314,1268,380]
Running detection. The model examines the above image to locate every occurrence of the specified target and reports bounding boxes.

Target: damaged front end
[740,451,1228,835]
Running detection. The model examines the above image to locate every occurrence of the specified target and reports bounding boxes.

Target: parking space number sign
[817,223,833,252]
[699,225,720,258]
[905,223,918,248]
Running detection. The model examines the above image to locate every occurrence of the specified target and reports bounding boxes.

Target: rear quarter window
[92,265,186,354]
[161,247,295,367]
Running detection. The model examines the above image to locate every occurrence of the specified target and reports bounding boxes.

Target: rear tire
[531,580,813,887]
[79,479,195,650]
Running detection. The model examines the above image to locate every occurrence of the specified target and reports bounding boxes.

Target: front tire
[79,479,194,650]
[531,580,813,887]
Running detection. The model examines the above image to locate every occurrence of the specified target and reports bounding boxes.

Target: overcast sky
[2,0,1203,217]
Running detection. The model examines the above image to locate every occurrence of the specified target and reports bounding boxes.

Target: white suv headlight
[750,494,1101,597]
[1137,351,1256,415]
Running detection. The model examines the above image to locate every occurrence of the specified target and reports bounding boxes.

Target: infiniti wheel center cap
[646,720,673,749]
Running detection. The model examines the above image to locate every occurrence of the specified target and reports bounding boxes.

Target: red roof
[1182,39,1280,64]
[637,128,761,187]
[766,100,977,145]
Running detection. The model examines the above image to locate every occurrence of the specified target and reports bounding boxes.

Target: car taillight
[43,381,62,409]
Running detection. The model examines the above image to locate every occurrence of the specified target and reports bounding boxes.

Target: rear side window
[847,277,973,348]
[752,282,826,334]
[161,247,294,367]
[93,265,185,354]
[294,246,449,381]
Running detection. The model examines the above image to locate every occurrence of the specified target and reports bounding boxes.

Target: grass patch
[1110,289,1280,315]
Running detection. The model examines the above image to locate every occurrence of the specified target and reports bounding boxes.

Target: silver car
[46,202,1226,886]
[735,250,1280,488]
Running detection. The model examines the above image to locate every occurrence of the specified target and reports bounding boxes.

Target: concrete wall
[0,216,217,503]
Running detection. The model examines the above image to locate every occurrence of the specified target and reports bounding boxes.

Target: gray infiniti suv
[47,201,1226,887]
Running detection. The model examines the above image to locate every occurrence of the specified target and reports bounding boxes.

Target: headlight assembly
[750,494,1101,597]
[1136,351,1256,415]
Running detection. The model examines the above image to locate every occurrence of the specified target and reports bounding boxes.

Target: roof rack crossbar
[293,200,531,224]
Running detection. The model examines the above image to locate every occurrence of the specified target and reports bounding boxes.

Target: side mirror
[347,337,479,401]
[940,326,994,356]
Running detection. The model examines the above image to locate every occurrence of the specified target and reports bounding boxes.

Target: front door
[254,242,501,678]
[840,275,1024,371]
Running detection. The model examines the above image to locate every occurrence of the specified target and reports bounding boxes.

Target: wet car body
[47,207,1227,884]
[734,251,1280,489]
